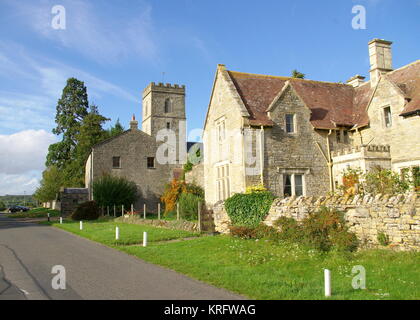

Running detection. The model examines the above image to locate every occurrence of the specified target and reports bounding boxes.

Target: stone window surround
[277,167,310,197]
[285,113,297,134]
[147,157,155,169]
[382,105,392,128]
[112,156,121,169]
[164,98,172,113]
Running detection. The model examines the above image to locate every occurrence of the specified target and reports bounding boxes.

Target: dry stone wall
[212,193,420,250]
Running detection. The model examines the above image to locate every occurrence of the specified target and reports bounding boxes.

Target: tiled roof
[226,62,419,129]
[385,60,420,116]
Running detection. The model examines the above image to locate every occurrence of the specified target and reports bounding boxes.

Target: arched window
[164,99,171,113]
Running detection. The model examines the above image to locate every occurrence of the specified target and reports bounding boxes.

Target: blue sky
[0,0,419,195]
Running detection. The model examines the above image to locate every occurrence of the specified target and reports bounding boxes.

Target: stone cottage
[85,82,190,210]
[203,38,420,205]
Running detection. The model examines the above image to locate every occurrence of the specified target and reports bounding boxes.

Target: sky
[0,0,419,196]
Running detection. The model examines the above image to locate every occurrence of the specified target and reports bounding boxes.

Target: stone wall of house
[185,163,204,188]
[263,85,333,197]
[356,77,420,172]
[212,193,420,250]
[88,129,176,211]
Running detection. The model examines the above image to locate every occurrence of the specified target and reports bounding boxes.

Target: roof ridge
[386,59,420,76]
[228,70,351,86]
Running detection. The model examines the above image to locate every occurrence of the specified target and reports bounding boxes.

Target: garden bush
[178,192,202,220]
[272,206,359,252]
[92,174,137,207]
[71,201,100,221]
[363,166,411,195]
[301,206,358,252]
[225,191,275,228]
[161,180,204,215]
[0,201,6,211]
[229,224,280,240]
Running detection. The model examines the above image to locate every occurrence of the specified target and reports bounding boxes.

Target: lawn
[49,219,199,245]
[7,207,60,218]
[47,219,420,300]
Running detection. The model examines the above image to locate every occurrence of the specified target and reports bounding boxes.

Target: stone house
[85,82,189,210]
[203,39,419,205]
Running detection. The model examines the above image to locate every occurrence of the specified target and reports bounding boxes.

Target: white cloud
[0,130,57,175]
[0,172,41,196]
[5,0,159,64]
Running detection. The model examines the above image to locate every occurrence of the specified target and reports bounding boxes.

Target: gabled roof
[226,60,419,130]
[385,60,420,116]
[227,70,370,129]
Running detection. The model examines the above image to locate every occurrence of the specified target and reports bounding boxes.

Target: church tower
[142,82,187,164]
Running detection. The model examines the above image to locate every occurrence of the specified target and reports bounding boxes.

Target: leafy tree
[70,108,109,185]
[291,69,305,79]
[46,78,90,169]
[108,119,125,138]
[0,201,6,211]
[33,166,64,202]
[45,78,110,187]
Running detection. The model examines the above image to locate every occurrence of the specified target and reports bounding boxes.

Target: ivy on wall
[224,191,275,227]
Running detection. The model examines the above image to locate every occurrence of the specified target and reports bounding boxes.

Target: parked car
[8,205,30,213]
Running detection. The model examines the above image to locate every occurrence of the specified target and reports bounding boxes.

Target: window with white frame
[282,173,305,197]
[216,164,230,201]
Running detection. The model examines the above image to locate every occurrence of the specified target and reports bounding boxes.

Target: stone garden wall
[212,193,420,250]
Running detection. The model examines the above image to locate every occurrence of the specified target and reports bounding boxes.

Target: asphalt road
[0,213,242,300]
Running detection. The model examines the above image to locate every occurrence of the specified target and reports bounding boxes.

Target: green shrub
[71,201,100,221]
[229,225,258,239]
[301,206,358,252]
[92,174,137,207]
[0,201,6,211]
[363,166,411,195]
[272,207,359,252]
[377,232,390,246]
[178,193,202,220]
[274,216,303,242]
[229,224,281,240]
[225,191,275,228]
[185,183,204,198]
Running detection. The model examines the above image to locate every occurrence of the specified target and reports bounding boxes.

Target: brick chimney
[369,39,393,86]
[130,114,138,130]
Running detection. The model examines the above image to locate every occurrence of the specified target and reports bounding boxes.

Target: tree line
[34,78,125,203]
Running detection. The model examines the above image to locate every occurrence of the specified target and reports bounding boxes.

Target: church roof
[226,61,419,129]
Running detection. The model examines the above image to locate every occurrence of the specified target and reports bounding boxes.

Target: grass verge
[48,219,199,245]
[7,207,60,218]
[47,219,420,300]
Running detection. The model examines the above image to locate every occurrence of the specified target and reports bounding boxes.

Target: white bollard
[177,202,180,220]
[122,205,124,217]
[60,217,63,224]
[131,204,134,215]
[143,231,147,247]
[324,269,331,297]
[158,203,161,220]
[80,221,83,230]
[143,204,146,219]
[116,226,119,240]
